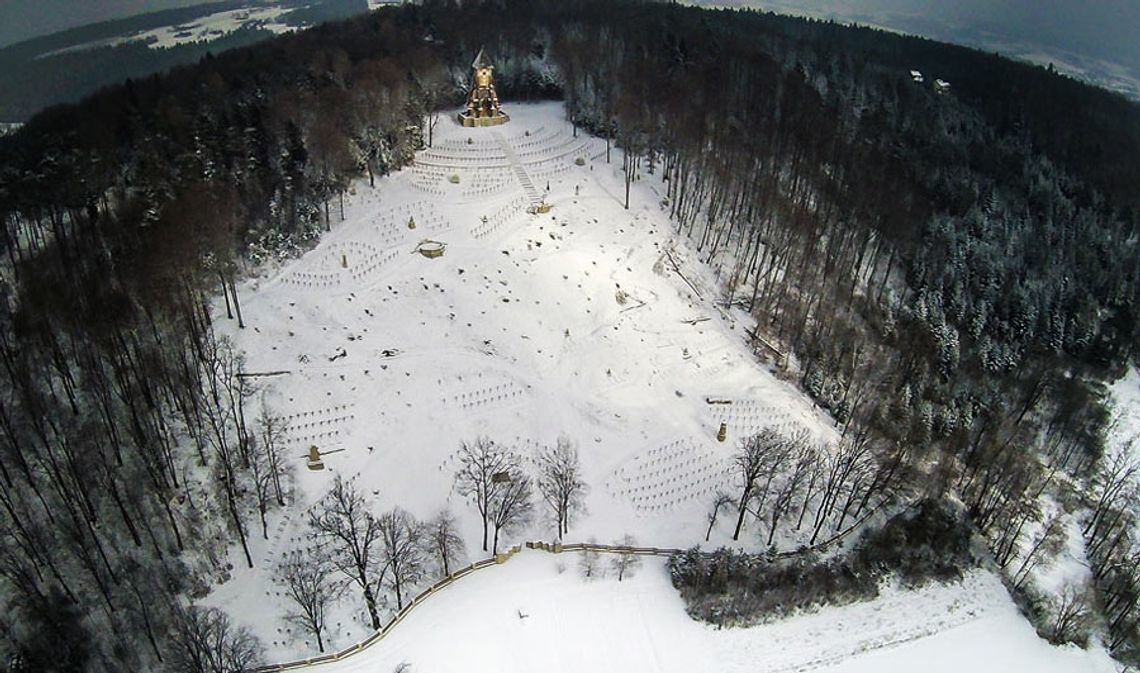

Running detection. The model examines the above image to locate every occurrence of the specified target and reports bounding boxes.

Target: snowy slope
[211,101,841,657]
[34,1,388,58]
[209,103,1105,671]
[305,551,1116,673]
[1109,367,1140,451]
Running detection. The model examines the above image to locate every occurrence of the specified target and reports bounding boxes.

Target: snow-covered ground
[118,6,296,50]
[1109,367,1140,451]
[207,102,1110,670]
[38,1,404,58]
[306,551,1114,673]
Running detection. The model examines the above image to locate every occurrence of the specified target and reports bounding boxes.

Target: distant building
[934,79,952,94]
[459,47,510,127]
[909,70,925,83]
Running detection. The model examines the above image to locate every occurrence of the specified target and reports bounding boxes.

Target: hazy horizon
[687,0,1140,99]
[2,0,1139,98]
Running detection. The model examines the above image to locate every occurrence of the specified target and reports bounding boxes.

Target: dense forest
[1,0,1139,670]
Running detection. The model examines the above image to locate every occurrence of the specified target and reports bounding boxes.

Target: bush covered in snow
[669,499,981,627]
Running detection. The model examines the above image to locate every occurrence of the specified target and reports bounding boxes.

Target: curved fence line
[253,546,522,672]
[253,500,892,673]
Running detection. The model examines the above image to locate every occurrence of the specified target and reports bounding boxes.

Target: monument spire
[459,47,509,127]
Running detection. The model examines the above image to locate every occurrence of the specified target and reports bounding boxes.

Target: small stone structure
[306,445,326,470]
[416,240,446,259]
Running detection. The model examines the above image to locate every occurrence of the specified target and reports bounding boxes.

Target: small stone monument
[717,422,727,442]
[407,216,417,230]
[416,240,446,259]
[306,445,326,470]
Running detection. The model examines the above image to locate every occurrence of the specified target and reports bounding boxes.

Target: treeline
[277,435,587,653]
[669,499,979,626]
[0,2,574,667]
[0,7,459,672]
[1,0,1139,668]
[0,26,277,123]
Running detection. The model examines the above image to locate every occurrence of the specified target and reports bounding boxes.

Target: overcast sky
[0,0,214,47]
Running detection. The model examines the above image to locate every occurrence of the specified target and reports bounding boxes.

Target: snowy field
[120,6,296,50]
[206,102,1111,670]
[307,552,1114,673]
[37,5,298,58]
[38,2,406,58]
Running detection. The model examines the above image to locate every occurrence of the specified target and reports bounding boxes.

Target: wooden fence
[254,541,692,672]
[253,496,894,672]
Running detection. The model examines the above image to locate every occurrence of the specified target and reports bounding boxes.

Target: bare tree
[453,438,517,552]
[489,469,533,555]
[795,445,825,530]
[275,546,343,654]
[1011,514,1067,590]
[413,62,450,148]
[536,437,587,540]
[610,534,642,581]
[811,436,874,544]
[1084,443,1139,538]
[248,436,276,540]
[767,439,814,545]
[705,491,733,541]
[307,476,384,629]
[732,428,786,540]
[257,401,289,507]
[200,333,254,568]
[377,507,427,610]
[166,605,263,673]
[1046,584,1091,645]
[427,509,465,576]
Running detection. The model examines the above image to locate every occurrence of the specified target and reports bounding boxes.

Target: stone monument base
[458,112,510,127]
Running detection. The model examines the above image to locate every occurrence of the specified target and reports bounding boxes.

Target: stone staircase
[494,131,543,205]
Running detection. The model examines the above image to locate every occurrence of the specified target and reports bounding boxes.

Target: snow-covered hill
[36,1,394,57]
[304,552,1115,673]
[207,102,1110,671]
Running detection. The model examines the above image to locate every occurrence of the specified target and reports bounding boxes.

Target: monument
[459,47,509,127]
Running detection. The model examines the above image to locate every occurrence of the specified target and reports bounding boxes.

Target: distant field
[0,0,369,122]
[684,0,1140,101]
